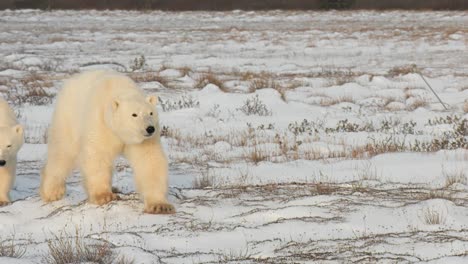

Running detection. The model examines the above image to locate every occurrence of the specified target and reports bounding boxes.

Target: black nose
[0,160,5,166]
[146,126,155,134]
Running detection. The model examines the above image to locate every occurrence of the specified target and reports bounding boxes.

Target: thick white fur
[0,98,24,206]
[40,70,174,214]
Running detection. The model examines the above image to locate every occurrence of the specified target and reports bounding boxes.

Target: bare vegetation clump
[159,125,183,141]
[248,76,278,91]
[177,66,192,76]
[422,190,453,202]
[206,103,221,118]
[37,58,63,72]
[238,94,272,116]
[414,117,468,151]
[422,207,446,225]
[44,229,133,264]
[244,143,269,164]
[296,118,418,135]
[158,94,200,112]
[406,96,429,111]
[354,161,380,181]
[130,71,170,87]
[6,72,54,106]
[443,167,467,187]
[217,248,252,263]
[387,64,417,77]
[319,96,355,106]
[195,72,226,91]
[129,55,147,72]
[325,119,367,133]
[351,136,406,158]
[298,68,358,86]
[0,236,26,258]
[314,182,338,195]
[288,119,321,136]
[236,71,292,100]
[193,171,215,189]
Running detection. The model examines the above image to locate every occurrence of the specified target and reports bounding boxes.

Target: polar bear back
[57,70,143,114]
[50,71,144,141]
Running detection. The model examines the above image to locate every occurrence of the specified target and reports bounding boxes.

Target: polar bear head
[106,94,159,145]
[0,125,24,167]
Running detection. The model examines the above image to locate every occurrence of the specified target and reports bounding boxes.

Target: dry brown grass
[387,64,417,77]
[320,96,355,106]
[0,235,26,258]
[195,72,227,91]
[44,229,134,264]
[354,161,380,181]
[129,71,170,87]
[349,137,405,159]
[248,77,278,91]
[422,207,446,225]
[21,72,54,88]
[193,170,216,189]
[244,144,269,164]
[406,97,429,111]
[6,72,55,106]
[443,167,467,187]
[423,190,453,201]
[314,182,339,195]
[177,66,192,76]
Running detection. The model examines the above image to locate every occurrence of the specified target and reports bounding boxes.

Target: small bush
[0,237,26,258]
[129,55,147,72]
[194,73,226,91]
[207,104,221,118]
[44,229,134,264]
[238,94,272,116]
[422,207,446,225]
[288,119,320,136]
[6,73,54,106]
[443,167,467,187]
[387,64,417,77]
[158,94,200,112]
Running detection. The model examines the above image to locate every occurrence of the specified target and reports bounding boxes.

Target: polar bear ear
[12,124,23,135]
[146,95,158,106]
[112,99,120,111]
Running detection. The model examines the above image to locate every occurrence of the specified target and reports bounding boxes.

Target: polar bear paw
[41,185,65,202]
[89,192,120,205]
[144,202,175,214]
[0,200,10,207]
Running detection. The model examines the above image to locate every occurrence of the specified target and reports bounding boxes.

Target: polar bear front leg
[124,139,175,214]
[40,150,74,202]
[80,147,119,205]
[0,166,13,206]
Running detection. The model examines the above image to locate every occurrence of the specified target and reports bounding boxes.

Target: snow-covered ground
[0,9,468,263]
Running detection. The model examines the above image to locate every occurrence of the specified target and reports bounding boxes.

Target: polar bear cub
[0,98,24,206]
[40,70,174,214]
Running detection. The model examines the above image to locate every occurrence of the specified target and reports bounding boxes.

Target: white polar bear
[40,70,174,214]
[0,98,24,206]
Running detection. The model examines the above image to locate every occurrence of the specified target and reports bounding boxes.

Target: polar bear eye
[150,112,153,116]
[7,145,11,148]
[132,113,138,117]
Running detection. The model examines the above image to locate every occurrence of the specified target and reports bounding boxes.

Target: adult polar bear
[40,70,174,214]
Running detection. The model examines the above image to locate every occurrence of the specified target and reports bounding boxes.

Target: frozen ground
[0,9,468,263]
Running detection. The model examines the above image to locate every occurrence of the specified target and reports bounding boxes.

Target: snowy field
[0,9,468,263]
